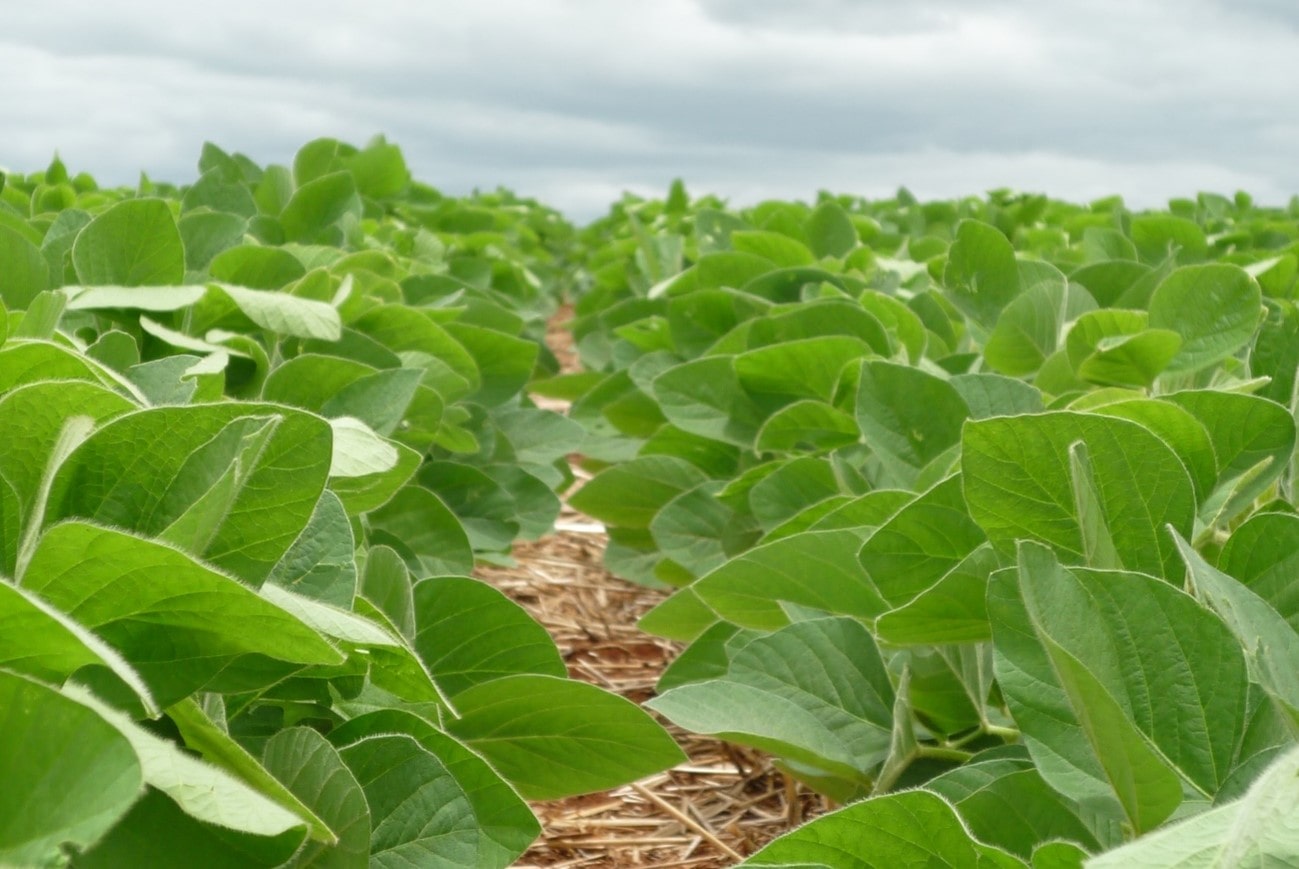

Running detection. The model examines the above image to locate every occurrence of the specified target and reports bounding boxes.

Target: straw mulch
[470,304,827,866]
[475,503,828,868]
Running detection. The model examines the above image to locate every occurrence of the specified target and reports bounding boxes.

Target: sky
[2,0,1297,222]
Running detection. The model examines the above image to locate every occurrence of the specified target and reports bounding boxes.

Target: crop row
[4,137,1299,865]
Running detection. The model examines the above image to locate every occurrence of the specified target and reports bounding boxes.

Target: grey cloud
[2,0,1296,221]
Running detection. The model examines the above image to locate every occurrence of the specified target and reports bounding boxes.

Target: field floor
[474,308,827,867]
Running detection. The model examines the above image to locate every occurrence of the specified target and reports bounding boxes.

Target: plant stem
[984,723,1020,742]
[917,745,974,763]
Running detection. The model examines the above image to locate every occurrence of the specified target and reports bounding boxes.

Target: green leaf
[280,171,361,243]
[731,229,816,267]
[694,529,888,629]
[261,727,370,868]
[985,277,1094,376]
[0,225,50,309]
[74,684,311,840]
[805,201,858,258]
[72,198,185,286]
[1164,389,1296,528]
[74,788,304,869]
[412,576,565,698]
[744,790,1025,867]
[1148,264,1263,373]
[854,360,969,488]
[1173,530,1299,725]
[569,455,708,529]
[858,475,987,610]
[368,485,473,578]
[1087,744,1299,868]
[0,580,156,713]
[446,674,686,799]
[329,709,538,868]
[962,411,1196,579]
[45,403,333,585]
[648,618,894,781]
[944,219,1021,330]
[736,336,873,401]
[756,399,861,452]
[266,490,356,607]
[926,758,1103,858]
[21,521,341,705]
[875,543,1001,644]
[990,543,1250,833]
[1219,512,1299,626]
[652,356,769,446]
[0,671,142,867]
[167,698,334,844]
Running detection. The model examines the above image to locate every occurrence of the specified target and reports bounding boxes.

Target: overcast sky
[2,0,1297,221]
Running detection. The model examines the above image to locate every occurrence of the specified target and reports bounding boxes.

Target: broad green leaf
[0,580,156,713]
[44,402,332,585]
[72,198,185,286]
[328,709,538,868]
[0,379,134,518]
[0,671,142,867]
[167,698,333,844]
[1087,744,1299,868]
[962,411,1195,579]
[950,372,1045,419]
[412,576,565,698]
[262,727,370,868]
[694,529,889,629]
[854,360,969,488]
[875,543,1001,644]
[652,356,769,446]
[266,490,356,607]
[1173,531,1299,725]
[0,225,49,309]
[990,543,1250,833]
[1148,264,1263,373]
[444,322,537,406]
[446,674,686,799]
[361,545,416,639]
[755,399,860,452]
[1164,389,1296,527]
[337,735,484,868]
[569,455,708,529]
[735,336,873,401]
[75,788,304,869]
[352,305,478,402]
[744,790,1025,867]
[944,219,1021,330]
[1218,512,1299,626]
[368,485,473,578]
[648,618,894,781]
[730,229,816,267]
[74,685,311,841]
[1085,398,1217,503]
[926,758,1103,858]
[985,278,1094,376]
[280,171,361,243]
[858,475,987,610]
[648,481,735,579]
[805,201,857,258]
[638,586,722,642]
[21,521,341,705]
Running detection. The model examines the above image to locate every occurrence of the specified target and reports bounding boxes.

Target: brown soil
[470,306,828,867]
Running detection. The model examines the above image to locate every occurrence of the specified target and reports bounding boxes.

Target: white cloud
[1,0,1295,220]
